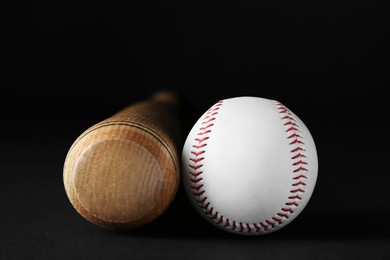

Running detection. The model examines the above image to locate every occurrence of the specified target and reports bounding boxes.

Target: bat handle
[151,90,180,105]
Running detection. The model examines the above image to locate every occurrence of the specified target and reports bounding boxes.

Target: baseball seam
[188,100,308,234]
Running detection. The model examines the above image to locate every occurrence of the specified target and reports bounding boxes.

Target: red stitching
[200,124,214,131]
[232,221,237,230]
[282,207,294,213]
[192,190,205,196]
[266,220,275,229]
[187,100,309,234]
[291,153,307,159]
[286,127,300,132]
[191,151,205,157]
[293,174,308,180]
[210,212,219,220]
[291,188,305,193]
[277,213,289,219]
[288,194,302,200]
[189,164,203,170]
[290,139,304,145]
[248,101,308,233]
[203,202,210,209]
[189,171,202,177]
[253,224,261,232]
[202,118,216,124]
[278,108,289,113]
[281,115,296,121]
[292,181,306,186]
[195,137,209,143]
[191,184,204,191]
[190,157,204,163]
[208,107,220,113]
[205,112,218,119]
[193,144,207,149]
[293,166,308,172]
[292,160,308,166]
[284,121,299,126]
[291,147,305,153]
[246,224,252,232]
[189,101,222,228]
[239,223,245,232]
[288,133,302,139]
[260,223,268,231]
[197,197,207,204]
[272,217,282,225]
[189,177,202,183]
[197,130,211,135]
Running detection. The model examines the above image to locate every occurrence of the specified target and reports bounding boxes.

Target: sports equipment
[182,97,318,235]
[63,91,181,229]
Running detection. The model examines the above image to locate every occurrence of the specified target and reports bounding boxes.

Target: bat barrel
[63,91,181,229]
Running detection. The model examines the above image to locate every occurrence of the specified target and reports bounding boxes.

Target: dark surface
[1,1,390,259]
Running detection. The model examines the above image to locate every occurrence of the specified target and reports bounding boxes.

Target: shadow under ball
[63,92,181,229]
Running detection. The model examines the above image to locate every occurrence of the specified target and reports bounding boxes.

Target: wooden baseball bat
[63,91,181,229]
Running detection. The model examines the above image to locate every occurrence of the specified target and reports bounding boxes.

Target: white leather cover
[182,97,318,235]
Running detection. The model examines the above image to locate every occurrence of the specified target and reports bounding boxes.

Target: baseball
[182,97,318,235]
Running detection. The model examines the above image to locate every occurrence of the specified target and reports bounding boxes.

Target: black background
[1,1,389,259]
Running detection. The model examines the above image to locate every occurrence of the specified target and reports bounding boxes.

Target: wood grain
[63,91,181,229]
